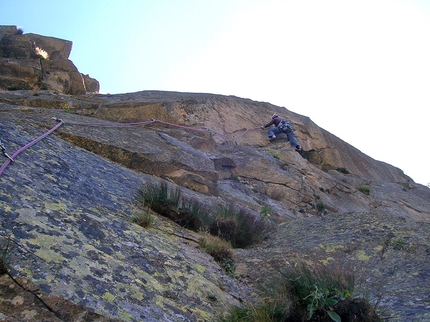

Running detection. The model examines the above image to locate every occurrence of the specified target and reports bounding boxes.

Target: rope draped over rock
[0,117,64,176]
[0,116,261,176]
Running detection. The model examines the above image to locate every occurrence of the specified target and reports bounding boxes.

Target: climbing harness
[0,117,64,176]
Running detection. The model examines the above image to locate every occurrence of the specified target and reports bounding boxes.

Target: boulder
[41,59,86,95]
[83,73,100,93]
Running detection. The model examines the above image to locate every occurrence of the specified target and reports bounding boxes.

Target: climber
[261,114,303,154]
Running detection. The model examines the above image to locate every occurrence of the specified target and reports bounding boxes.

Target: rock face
[0,25,99,94]
[0,32,429,322]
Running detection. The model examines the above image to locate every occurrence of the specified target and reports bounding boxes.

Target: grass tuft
[132,210,153,228]
[198,233,236,275]
[221,263,382,322]
[210,205,271,248]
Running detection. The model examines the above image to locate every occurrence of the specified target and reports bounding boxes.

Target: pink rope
[67,118,211,132]
[63,118,261,140]
[231,127,261,139]
[0,117,261,176]
[154,120,209,132]
[65,119,156,127]
[0,119,64,176]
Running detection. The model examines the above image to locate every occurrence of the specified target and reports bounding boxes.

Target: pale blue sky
[1,0,429,186]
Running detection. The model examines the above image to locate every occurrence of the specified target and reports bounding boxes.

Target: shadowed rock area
[0,29,429,322]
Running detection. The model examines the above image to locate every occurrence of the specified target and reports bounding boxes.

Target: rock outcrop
[0,30,429,322]
[0,25,99,94]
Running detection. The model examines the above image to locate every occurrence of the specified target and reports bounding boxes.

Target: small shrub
[282,264,357,321]
[221,264,380,322]
[382,237,416,253]
[336,167,349,174]
[132,210,152,228]
[172,208,203,232]
[267,148,280,160]
[316,201,325,212]
[134,182,203,231]
[135,182,180,216]
[260,204,272,219]
[199,233,235,275]
[179,196,212,230]
[358,184,370,195]
[314,194,325,212]
[210,205,271,248]
[220,258,236,276]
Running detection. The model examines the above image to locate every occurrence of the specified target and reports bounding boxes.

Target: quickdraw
[0,140,14,162]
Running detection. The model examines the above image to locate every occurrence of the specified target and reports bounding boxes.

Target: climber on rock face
[261,114,303,154]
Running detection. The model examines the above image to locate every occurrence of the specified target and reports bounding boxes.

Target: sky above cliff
[1,0,429,186]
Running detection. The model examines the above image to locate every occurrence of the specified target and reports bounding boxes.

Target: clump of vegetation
[134,182,202,232]
[210,205,271,248]
[180,196,213,230]
[313,194,326,213]
[283,264,354,321]
[220,258,237,277]
[267,148,280,160]
[382,237,416,253]
[260,204,272,219]
[199,233,235,275]
[132,210,153,228]
[221,263,382,322]
[336,167,349,174]
[358,184,370,195]
[316,201,326,212]
[135,181,272,245]
[135,181,273,274]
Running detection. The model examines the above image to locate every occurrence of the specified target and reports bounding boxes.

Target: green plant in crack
[220,263,381,322]
[358,184,370,195]
[132,209,153,228]
[305,285,343,322]
[314,194,325,212]
[259,204,272,219]
[336,167,350,174]
[266,148,280,160]
[198,233,236,276]
[382,237,416,253]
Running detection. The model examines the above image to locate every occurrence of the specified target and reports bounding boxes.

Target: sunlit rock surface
[0,28,429,322]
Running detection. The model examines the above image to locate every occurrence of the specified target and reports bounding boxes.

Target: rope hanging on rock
[0,118,64,176]
[0,115,260,176]
[64,118,259,140]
